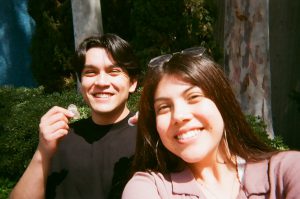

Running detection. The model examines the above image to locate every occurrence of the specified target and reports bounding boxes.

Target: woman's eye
[156,104,170,114]
[188,93,204,102]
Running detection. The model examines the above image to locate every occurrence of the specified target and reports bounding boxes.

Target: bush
[130,0,220,72]
[28,0,75,92]
[0,86,89,181]
[127,87,142,112]
[246,115,289,150]
[28,0,220,92]
[0,178,15,199]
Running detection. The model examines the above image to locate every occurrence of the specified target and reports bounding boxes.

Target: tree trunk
[71,0,103,48]
[224,0,274,137]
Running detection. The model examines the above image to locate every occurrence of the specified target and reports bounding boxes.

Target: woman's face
[154,74,224,164]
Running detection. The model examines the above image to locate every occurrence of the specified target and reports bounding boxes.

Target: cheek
[155,115,170,138]
[81,78,93,89]
[111,77,131,90]
[203,105,224,133]
[155,116,163,134]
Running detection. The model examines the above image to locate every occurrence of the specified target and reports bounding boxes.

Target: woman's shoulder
[246,150,300,170]
[129,171,171,183]
[267,150,300,167]
[122,169,203,199]
[242,151,300,197]
[122,171,171,199]
[270,150,300,159]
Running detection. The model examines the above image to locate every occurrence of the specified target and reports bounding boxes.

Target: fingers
[38,106,74,155]
[40,119,69,139]
[41,106,74,122]
[40,106,72,134]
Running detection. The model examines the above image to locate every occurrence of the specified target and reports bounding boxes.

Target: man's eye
[83,70,96,76]
[111,69,121,73]
[110,68,123,74]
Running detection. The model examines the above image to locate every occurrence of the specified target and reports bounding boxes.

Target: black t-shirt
[46,113,136,199]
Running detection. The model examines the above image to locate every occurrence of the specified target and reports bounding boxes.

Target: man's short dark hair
[73,33,140,80]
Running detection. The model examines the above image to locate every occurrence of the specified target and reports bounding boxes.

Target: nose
[94,72,110,87]
[172,103,192,125]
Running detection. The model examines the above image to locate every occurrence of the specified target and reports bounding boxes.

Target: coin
[67,104,80,120]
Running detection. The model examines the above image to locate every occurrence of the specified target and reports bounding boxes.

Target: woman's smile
[154,74,224,163]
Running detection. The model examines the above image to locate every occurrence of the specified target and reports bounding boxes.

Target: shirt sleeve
[270,151,300,198]
[122,172,161,199]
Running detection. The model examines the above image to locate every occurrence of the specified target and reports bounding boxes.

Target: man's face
[80,48,137,124]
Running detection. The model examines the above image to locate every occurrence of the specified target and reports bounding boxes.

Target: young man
[10,34,141,199]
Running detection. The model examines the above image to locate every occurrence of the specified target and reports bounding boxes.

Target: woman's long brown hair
[132,53,278,174]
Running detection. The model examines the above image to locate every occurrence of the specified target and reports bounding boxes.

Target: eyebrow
[83,64,121,69]
[154,85,197,103]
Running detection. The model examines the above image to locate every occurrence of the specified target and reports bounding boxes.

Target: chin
[182,157,204,164]
[179,151,207,163]
[94,108,114,114]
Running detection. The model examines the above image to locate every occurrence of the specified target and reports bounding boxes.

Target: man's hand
[37,106,75,159]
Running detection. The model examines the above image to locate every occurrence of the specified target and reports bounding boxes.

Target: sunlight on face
[154,74,224,164]
[80,48,137,123]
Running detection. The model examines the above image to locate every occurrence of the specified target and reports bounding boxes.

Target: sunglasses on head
[148,47,206,68]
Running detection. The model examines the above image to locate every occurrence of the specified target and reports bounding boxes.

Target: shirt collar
[170,168,203,197]
[169,158,270,198]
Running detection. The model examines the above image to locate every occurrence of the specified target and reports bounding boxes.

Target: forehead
[158,74,194,88]
[155,75,195,96]
[85,47,115,67]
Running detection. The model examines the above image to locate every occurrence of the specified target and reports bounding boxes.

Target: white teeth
[176,129,201,140]
[94,94,111,98]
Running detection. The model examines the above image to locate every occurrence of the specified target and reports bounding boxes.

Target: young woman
[122,47,300,199]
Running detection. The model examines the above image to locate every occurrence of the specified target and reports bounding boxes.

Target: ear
[129,79,138,93]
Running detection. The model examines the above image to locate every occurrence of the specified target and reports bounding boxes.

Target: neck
[189,141,235,178]
[190,156,240,199]
[191,160,236,183]
[91,106,130,125]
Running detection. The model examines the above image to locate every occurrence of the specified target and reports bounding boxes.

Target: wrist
[35,147,52,164]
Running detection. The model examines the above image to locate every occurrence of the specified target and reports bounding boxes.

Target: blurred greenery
[0,0,291,198]
[129,0,221,73]
[28,0,220,92]
[246,115,289,150]
[0,86,89,179]
[28,0,75,93]
[0,178,14,199]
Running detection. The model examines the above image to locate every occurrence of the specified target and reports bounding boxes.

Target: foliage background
[0,0,293,198]
[28,0,221,91]
[27,0,75,93]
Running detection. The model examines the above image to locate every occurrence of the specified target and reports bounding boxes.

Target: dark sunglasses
[148,46,206,68]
